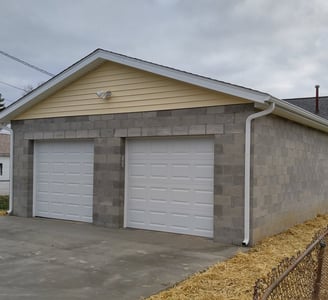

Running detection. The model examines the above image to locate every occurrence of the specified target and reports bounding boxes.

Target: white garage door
[34,140,94,222]
[125,137,214,238]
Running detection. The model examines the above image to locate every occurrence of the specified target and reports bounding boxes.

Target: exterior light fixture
[96,90,112,99]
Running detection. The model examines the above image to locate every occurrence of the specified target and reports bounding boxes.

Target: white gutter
[242,102,275,246]
[0,124,13,215]
[255,98,328,133]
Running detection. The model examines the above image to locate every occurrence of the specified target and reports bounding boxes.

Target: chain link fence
[253,226,328,300]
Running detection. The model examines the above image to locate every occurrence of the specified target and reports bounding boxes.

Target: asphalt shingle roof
[284,96,328,120]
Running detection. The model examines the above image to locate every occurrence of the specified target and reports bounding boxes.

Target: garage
[34,140,94,222]
[125,137,214,238]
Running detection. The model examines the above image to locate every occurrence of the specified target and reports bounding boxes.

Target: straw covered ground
[147,214,328,300]
[0,210,7,216]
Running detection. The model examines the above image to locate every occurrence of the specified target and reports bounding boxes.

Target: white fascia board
[97,51,271,104]
[0,49,271,122]
[255,98,328,133]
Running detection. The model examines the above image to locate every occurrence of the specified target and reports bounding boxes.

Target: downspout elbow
[242,102,275,246]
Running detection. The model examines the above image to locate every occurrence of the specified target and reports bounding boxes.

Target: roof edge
[0,49,106,123]
[95,49,272,103]
[256,98,328,133]
[0,49,272,123]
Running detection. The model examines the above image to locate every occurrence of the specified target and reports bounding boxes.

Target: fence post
[312,240,326,300]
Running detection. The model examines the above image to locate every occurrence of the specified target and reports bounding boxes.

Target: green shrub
[0,195,9,210]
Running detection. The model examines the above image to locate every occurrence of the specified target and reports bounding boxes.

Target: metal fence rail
[253,226,328,300]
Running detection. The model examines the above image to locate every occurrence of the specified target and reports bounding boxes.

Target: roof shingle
[284,96,328,120]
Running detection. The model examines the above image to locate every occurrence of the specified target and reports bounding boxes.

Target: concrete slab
[0,216,245,300]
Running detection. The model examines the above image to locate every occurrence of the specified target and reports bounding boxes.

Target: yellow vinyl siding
[15,61,248,120]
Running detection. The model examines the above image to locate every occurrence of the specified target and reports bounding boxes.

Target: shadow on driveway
[0,216,244,300]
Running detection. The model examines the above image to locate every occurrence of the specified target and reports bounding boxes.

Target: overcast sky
[1,0,327,106]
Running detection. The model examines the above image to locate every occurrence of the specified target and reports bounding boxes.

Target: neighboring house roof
[1,48,328,134]
[0,134,10,156]
[284,96,328,119]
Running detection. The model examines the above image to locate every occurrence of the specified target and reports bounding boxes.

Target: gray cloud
[1,0,328,105]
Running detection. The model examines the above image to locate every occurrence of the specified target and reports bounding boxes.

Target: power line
[0,80,26,91]
[0,50,54,77]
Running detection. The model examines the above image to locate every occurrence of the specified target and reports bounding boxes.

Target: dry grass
[147,214,328,300]
[0,210,7,216]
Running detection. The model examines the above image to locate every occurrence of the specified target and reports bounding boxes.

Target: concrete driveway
[0,216,244,300]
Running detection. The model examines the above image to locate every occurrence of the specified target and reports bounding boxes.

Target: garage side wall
[251,115,328,244]
[11,104,255,244]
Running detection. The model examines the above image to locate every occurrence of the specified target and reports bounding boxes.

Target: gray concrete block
[100,114,114,120]
[206,106,224,114]
[54,131,65,139]
[127,112,143,119]
[11,104,260,245]
[251,113,328,244]
[206,124,224,134]
[114,128,128,137]
[189,125,206,135]
[33,132,43,139]
[43,132,54,139]
[172,126,188,135]
[24,132,34,140]
[225,123,245,134]
[142,127,157,136]
[76,130,89,138]
[157,110,172,117]
[155,127,172,136]
[215,114,235,124]
[142,111,157,118]
[88,129,100,138]
[224,104,253,113]
[100,128,114,137]
[64,130,77,138]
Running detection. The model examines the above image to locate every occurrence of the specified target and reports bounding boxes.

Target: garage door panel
[149,211,167,226]
[194,165,213,178]
[129,163,148,177]
[194,216,213,234]
[47,173,65,182]
[129,200,148,211]
[38,182,49,192]
[126,137,214,238]
[193,204,213,216]
[149,187,168,201]
[194,189,213,200]
[80,163,94,173]
[34,140,94,223]
[150,141,169,153]
[79,195,93,206]
[49,182,66,193]
[171,164,190,178]
[150,163,168,178]
[170,214,190,232]
[128,209,146,225]
[129,186,147,199]
[171,188,190,203]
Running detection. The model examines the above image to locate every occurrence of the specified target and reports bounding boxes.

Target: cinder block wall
[251,114,328,244]
[11,104,255,245]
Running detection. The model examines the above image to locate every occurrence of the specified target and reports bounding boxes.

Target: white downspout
[242,102,275,246]
[0,124,13,215]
